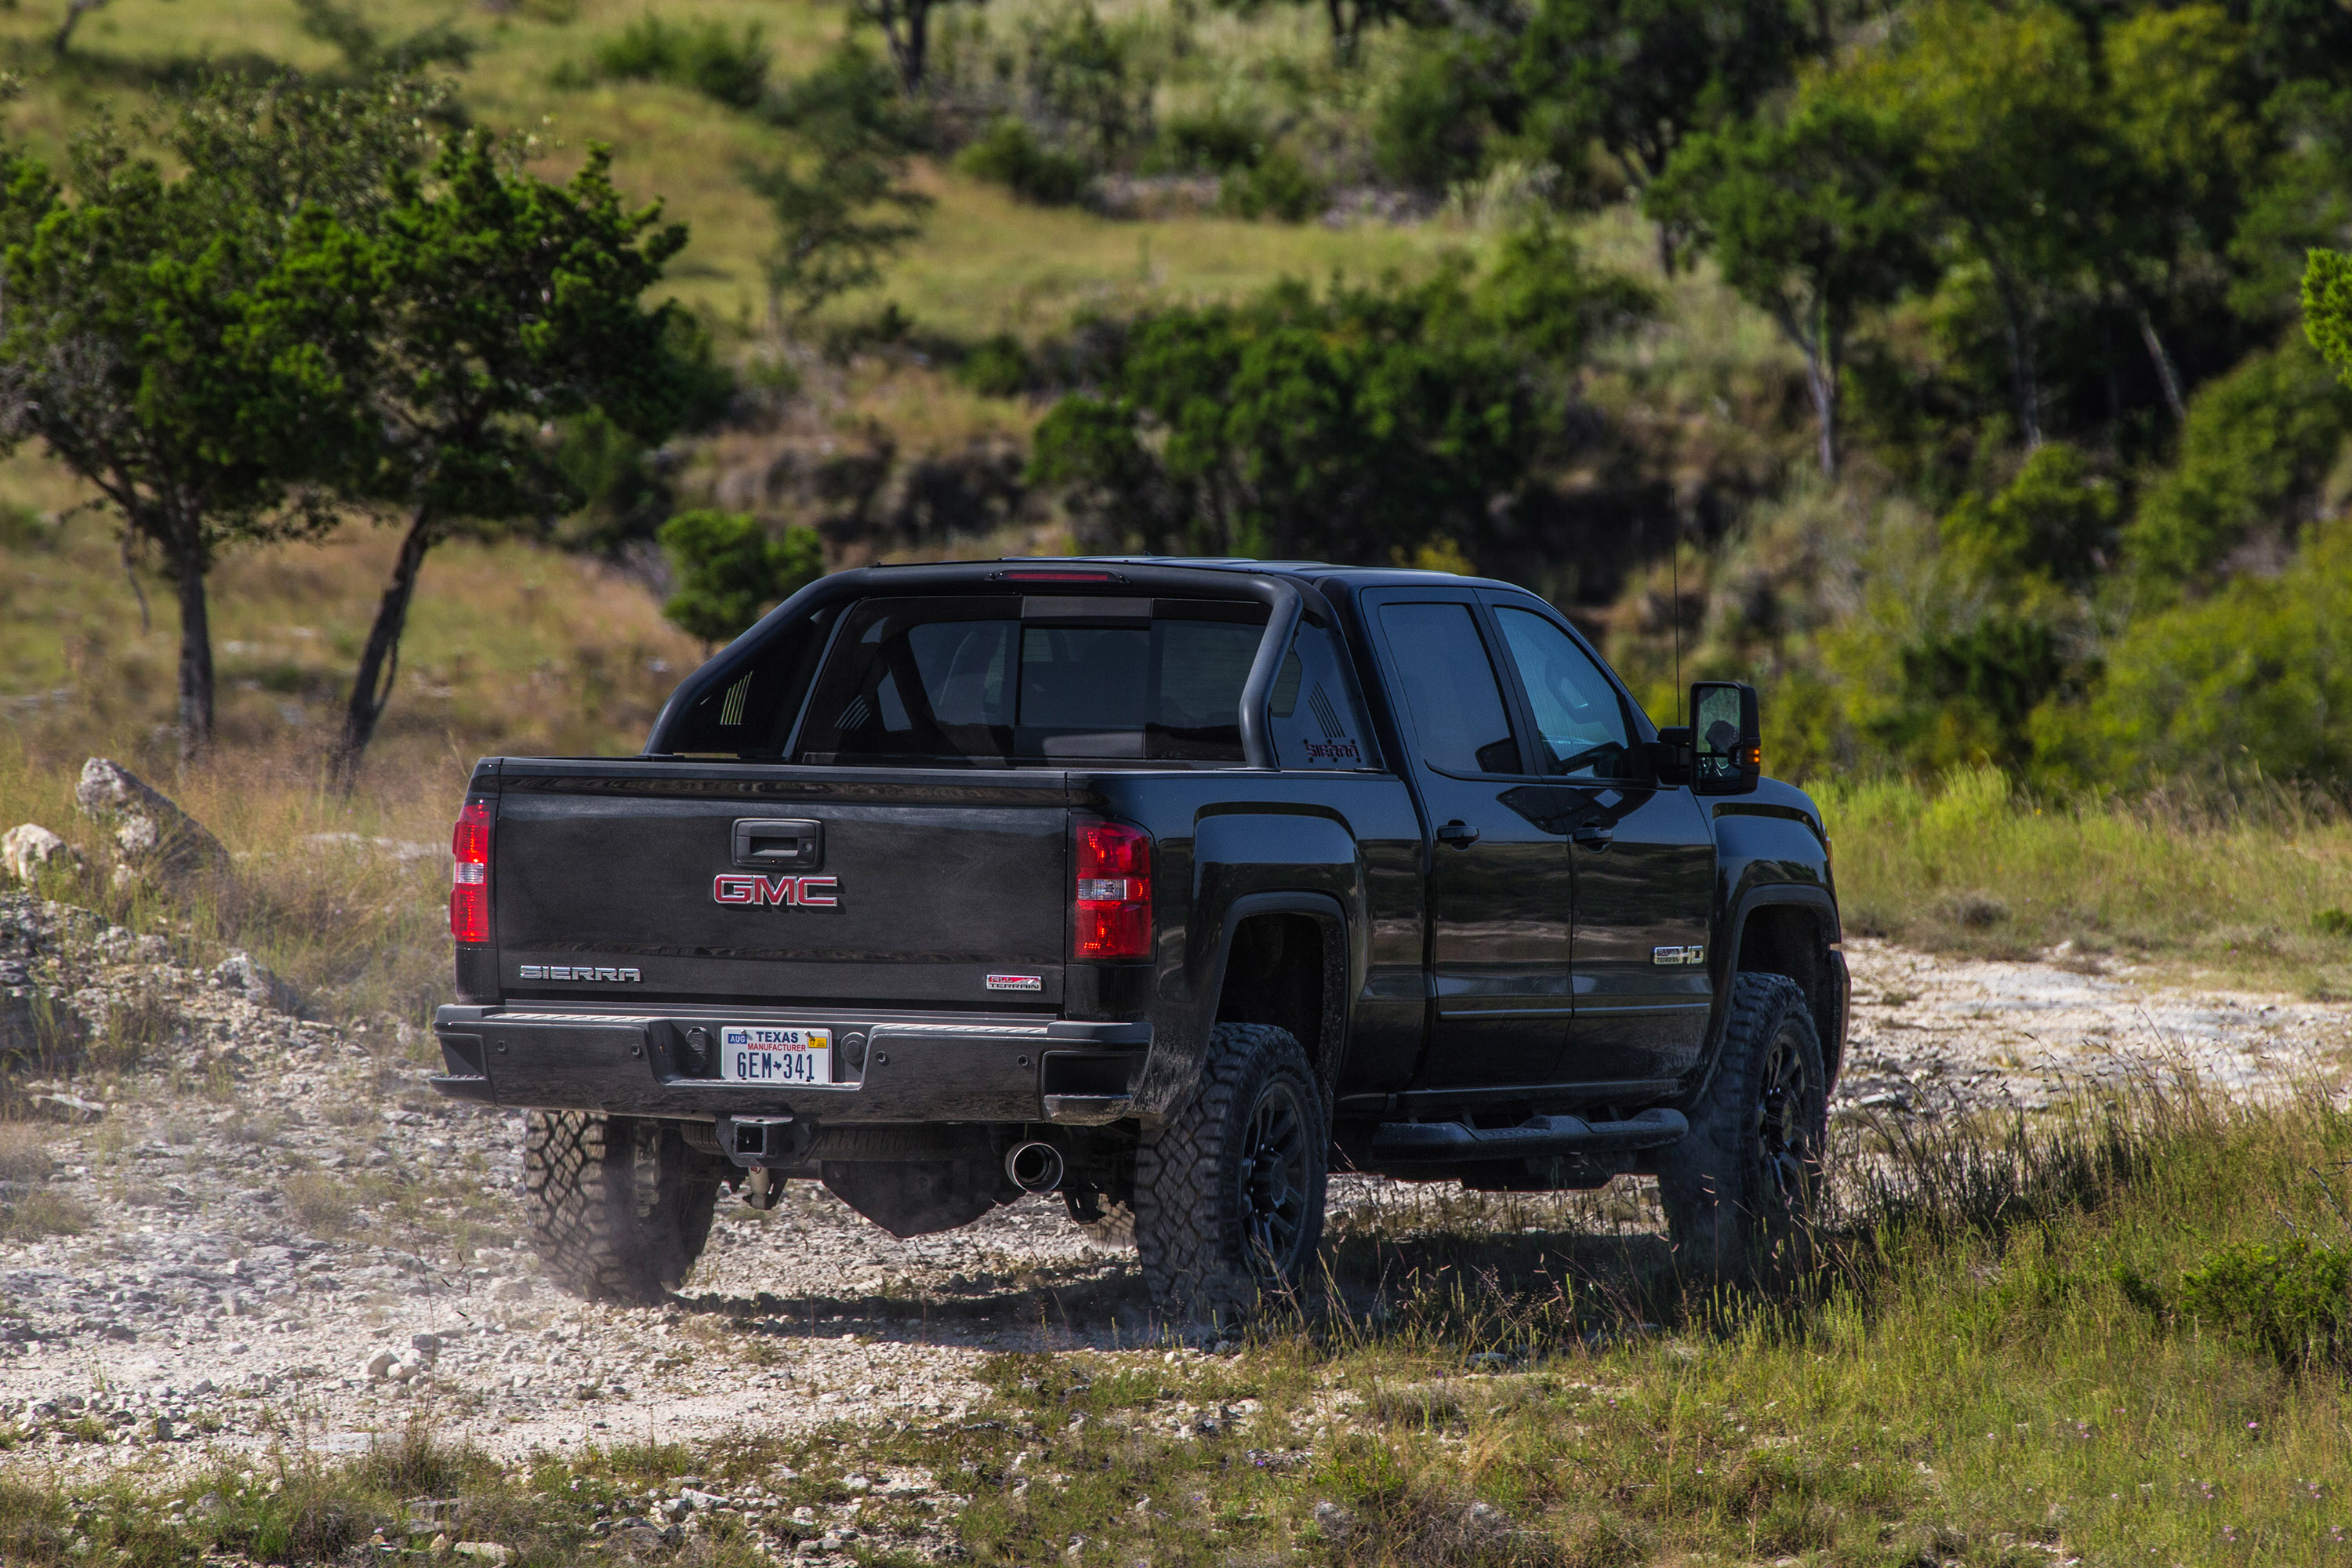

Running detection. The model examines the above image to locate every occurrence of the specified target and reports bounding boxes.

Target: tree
[746,41,931,321]
[0,82,425,760]
[658,510,826,646]
[849,0,982,93]
[1846,0,2111,449]
[1029,241,1642,560]
[2098,5,2267,423]
[1650,95,1934,477]
[328,132,706,786]
[1512,0,1800,264]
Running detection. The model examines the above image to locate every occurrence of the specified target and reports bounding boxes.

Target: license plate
[717,1025,831,1085]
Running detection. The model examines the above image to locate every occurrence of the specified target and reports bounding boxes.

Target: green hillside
[0,0,2347,805]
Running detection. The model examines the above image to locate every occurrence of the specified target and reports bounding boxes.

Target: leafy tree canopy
[1029,232,1645,561]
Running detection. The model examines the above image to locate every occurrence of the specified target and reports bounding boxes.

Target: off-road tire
[1134,1022,1328,1321]
[1657,972,1828,1284]
[523,1112,726,1305]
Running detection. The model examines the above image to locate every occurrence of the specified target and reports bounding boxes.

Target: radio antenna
[1671,521,1684,724]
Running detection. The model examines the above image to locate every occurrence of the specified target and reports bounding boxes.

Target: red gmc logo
[713,873,840,907]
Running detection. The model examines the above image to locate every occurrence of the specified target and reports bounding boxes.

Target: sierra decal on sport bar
[712,873,840,907]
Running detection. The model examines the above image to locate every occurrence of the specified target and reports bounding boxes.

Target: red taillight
[1073,818,1152,960]
[449,797,492,945]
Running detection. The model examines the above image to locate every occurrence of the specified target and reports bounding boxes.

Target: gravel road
[2,892,2346,1488]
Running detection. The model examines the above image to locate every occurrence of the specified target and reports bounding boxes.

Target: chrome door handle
[1572,825,1613,850]
[1436,821,1481,848]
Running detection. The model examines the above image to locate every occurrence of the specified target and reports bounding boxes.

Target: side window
[1270,622,1377,768]
[1493,606,1635,780]
[1377,602,1522,775]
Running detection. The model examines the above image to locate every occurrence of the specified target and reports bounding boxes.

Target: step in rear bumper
[429,1003,1147,1125]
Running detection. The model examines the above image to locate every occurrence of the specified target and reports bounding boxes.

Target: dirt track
[2,900,2347,1486]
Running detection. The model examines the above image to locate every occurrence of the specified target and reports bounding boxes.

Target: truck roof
[876,556,1529,594]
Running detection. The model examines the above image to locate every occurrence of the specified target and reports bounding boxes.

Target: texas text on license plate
[718,1025,831,1084]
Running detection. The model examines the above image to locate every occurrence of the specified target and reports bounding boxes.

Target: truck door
[1483,599,1716,1085]
[1363,591,1573,1087]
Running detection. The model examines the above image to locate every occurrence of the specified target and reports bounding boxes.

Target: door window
[1377,602,1521,775]
[1493,606,1635,780]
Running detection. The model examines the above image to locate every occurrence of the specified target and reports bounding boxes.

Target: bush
[954,118,1092,205]
[2178,1236,2352,1370]
[658,510,826,645]
[1373,30,1515,194]
[957,333,1036,397]
[2122,336,2352,593]
[1219,150,1324,223]
[1941,442,2119,590]
[2053,521,2352,783]
[1146,109,1265,175]
[590,14,769,107]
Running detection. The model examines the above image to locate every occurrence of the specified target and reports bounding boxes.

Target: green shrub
[2052,520,2352,783]
[957,333,1036,397]
[2122,336,2352,593]
[1941,442,2118,589]
[2178,1236,2352,1370]
[954,118,1093,205]
[2316,908,2352,936]
[1219,150,1324,223]
[1146,109,1265,175]
[590,14,769,107]
[1373,30,1513,194]
[658,510,826,646]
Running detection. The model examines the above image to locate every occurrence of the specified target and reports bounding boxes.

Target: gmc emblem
[713,873,840,907]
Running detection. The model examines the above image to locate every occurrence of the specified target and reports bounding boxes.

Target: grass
[0,502,706,1025]
[0,1075,2347,1563]
[1818,764,2352,992]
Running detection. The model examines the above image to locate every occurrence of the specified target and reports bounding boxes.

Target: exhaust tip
[1004,1141,1065,1193]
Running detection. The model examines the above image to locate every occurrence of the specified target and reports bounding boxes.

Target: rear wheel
[1134,1023,1327,1320]
[522,1112,727,1305]
[1657,972,1828,1283]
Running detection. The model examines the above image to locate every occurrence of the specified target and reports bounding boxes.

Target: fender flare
[1682,884,1846,1111]
[1200,890,1354,1090]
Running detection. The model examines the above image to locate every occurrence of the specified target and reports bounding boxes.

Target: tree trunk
[1802,336,1838,480]
[900,0,931,92]
[333,505,435,791]
[53,0,107,55]
[1327,0,1359,64]
[1983,252,2042,449]
[169,536,215,764]
[2136,304,2188,424]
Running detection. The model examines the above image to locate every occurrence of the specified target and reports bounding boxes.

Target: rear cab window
[661,582,1382,771]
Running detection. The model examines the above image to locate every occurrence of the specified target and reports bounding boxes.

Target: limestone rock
[73,759,229,884]
[1,824,79,886]
[212,950,298,1015]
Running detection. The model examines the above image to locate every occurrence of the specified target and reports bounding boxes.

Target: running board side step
[1369,1107,1688,1163]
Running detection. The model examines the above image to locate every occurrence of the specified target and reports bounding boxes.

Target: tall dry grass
[1819,765,2352,989]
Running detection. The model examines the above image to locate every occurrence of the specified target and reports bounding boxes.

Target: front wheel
[1134,1023,1328,1321]
[522,1112,727,1305]
[1657,972,1828,1283]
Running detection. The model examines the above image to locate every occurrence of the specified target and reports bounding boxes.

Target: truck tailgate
[491,766,1072,1007]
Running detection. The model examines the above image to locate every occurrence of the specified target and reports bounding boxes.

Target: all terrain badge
[1651,946,1706,966]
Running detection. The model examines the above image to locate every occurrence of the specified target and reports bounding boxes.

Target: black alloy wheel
[1240,1078,1312,1273]
[1755,1025,1819,1215]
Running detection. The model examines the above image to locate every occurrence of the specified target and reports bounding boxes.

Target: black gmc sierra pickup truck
[432,557,1847,1316]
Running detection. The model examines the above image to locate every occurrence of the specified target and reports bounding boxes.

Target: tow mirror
[1690,681,1761,794]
